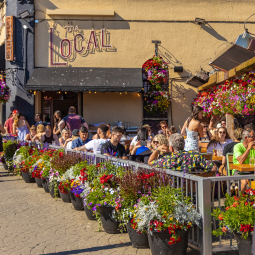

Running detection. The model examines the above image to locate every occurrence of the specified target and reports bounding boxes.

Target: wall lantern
[174,66,183,73]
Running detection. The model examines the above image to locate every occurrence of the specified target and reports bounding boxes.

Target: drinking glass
[249,157,255,165]
[52,141,55,146]
[217,149,223,156]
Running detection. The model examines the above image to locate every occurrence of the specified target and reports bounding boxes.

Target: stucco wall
[34,0,255,128]
[83,92,142,126]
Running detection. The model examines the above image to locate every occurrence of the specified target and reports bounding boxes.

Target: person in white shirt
[66,129,80,150]
[73,124,109,154]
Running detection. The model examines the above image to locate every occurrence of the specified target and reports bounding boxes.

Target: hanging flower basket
[143,55,169,89]
[0,81,11,104]
[143,55,170,115]
[143,90,171,114]
[192,71,255,117]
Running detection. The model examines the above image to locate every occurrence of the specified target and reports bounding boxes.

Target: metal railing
[13,142,255,255]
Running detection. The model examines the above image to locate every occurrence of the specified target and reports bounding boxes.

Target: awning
[26,67,143,92]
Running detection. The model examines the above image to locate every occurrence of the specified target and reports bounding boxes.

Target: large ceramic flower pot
[35,177,43,188]
[127,221,149,249]
[84,205,96,220]
[3,163,8,170]
[70,192,84,210]
[42,178,49,193]
[49,182,60,198]
[99,206,120,234]
[22,172,35,183]
[148,229,189,255]
[237,234,252,255]
[59,190,71,203]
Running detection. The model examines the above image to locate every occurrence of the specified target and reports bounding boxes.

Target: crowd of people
[1,105,255,192]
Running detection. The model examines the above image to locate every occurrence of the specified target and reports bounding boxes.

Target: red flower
[218,214,224,221]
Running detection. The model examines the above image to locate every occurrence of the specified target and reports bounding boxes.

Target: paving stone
[0,168,238,255]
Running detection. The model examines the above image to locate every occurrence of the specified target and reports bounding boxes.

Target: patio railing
[21,143,255,255]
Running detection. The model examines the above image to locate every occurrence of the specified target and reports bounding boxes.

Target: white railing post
[198,178,212,255]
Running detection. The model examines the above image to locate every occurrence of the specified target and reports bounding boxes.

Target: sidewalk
[0,168,237,255]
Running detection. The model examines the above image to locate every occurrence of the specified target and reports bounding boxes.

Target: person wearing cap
[149,133,217,173]
[71,126,91,149]
[4,110,18,134]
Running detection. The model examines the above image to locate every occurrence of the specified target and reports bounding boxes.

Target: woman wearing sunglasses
[25,125,37,141]
[206,127,232,153]
[200,123,212,141]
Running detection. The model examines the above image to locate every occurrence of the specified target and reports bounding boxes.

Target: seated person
[130,124,153,150]
[233,129,255,192]
[59,128,72,148]
[41,125,59,145]
[73,124,109,153]
[101,126,128,159]
[25,125,37,141]
[146,134,169,164]
[130,128,151,163]
[71,126,91,149]
[222,128,243,166]
[207,127,233,153]
[149,133,217,173]
[32,124,45,142]
[200,122,212,141]
[66,129,79,149]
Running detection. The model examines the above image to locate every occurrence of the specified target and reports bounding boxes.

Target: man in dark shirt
[158,120,168,135]
[34,113,43,127]
[101,126,128,159]
[72,126,91,149]
[222,128,243,166]
[58,106,88,133]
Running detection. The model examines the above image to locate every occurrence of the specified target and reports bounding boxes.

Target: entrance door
[42,91,79,128]
[142,65,169,135]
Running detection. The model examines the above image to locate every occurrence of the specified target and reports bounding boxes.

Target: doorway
[41,91,79,128]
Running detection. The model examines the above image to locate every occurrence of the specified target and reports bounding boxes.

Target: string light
[89,91,91,93]
[65,92,67,94]
[95,92,96,94]
[58,91,61,94]
[34,91,36,95]
[125,92,127,94]
[120,92,122,95]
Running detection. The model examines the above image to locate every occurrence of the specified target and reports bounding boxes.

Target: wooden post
[226,114,234,140]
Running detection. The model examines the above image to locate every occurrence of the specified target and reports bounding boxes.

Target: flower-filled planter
[22,172,35,183]
[42,178,49,193]
[0,81,11,103]
[212,189,255,255]
[70,191,84,210]
[132,186,201,255]
[84,205,96,220]
[99,206,120,234]
[148,229,189,255]
[58,181,72,203]
[193,71,255,117]
[127,220,149,249]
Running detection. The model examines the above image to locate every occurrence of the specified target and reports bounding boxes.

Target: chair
[226,153,234,176]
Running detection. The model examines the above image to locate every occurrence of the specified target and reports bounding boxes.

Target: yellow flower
[145,208,148,211]
[133,214,136,218]
[170,217,173,221]
[164,211,167,214]
[176,221,178,223]
[187,209,190,212]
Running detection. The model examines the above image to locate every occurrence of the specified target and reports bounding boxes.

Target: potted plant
[212,189,255,255]
[58,180,72,203]
[132,186,201,255]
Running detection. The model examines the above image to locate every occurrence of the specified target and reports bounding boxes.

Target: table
[232,164,255,172]
[212,155,223,161]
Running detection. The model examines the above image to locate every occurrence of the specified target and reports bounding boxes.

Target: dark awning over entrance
[26,67,143,92]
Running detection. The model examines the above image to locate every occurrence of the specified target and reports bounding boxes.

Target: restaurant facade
[2,0,255,130]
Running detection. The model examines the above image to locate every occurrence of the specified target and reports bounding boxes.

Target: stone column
[226,113,234,140]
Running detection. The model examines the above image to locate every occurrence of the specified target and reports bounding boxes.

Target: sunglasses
[248,135,255,138]
[153,141,159,144]
[203,126,208,128]
[219,131,226,134]
[161,126,167,129]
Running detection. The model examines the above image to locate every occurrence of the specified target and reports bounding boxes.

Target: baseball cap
[143,124,151,129]
[12,110,18,114]
[72,129,79,137]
